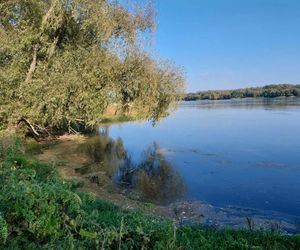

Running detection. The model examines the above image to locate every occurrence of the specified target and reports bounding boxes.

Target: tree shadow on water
[77,136,127,178]
[117,143,187,204]
[77,135,186,203]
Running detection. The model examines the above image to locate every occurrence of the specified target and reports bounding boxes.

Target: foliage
[177,227,300,250]
[185,84,300,101]
[0,137,299,249]
[0,0,184,133]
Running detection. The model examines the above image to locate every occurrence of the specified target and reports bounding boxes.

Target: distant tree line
[184,84,300,101]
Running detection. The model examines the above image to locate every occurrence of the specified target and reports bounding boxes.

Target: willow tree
[0,0,184,135]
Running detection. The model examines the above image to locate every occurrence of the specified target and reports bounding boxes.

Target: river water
[107,98,300,219]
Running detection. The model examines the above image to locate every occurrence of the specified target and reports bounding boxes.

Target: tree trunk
[48,35,59,59]
[42,1,56,26]
[23,1,58,84]
[24,45,38,84]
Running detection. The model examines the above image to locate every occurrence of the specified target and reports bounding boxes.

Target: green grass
[100,115,136,124]
[24,138,54,155]
[0,137,299,249]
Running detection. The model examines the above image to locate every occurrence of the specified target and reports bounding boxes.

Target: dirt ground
[36,134,174,218]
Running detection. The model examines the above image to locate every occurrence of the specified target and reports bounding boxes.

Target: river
[107,97,300,220]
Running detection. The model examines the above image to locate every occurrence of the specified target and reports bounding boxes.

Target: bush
[0,138,178,248]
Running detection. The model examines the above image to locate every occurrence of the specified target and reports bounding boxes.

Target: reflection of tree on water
[118,143,186,203]
[99,125,110,137]
[117,155,136,186]
[78,136,126,178]
[77,134,185,202]
[79,135,186,203]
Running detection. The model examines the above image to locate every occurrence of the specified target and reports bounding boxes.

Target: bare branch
[18,118,40,137]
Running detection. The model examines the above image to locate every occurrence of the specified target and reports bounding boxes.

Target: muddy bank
[35,135,174,217]
[34,135,300,234]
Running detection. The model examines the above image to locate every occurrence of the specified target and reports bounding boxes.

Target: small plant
[0,135,22,160]
[269,221,283,234]
[246,216,255,231]
[24,139,53,155]
[295,218,300,233]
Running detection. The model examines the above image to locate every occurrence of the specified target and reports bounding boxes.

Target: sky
[147,0,300,92]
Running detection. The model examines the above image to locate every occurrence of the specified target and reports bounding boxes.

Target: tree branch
[23,1,58,84]
[24,45,38,84]
[18,118,40,137]
[42,2,56,26]
[48,35,59,59]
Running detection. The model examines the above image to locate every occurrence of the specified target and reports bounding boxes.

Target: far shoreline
[184,84,300,101]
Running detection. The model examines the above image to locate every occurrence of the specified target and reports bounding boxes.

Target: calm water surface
[107,98,300,217]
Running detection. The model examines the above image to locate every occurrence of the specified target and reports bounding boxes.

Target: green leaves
[79,229,97,239]
[0,0,184,134]
[0,214,8,244]
[0,169,81,239]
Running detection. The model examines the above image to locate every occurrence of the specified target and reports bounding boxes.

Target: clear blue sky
[147,0,300,92]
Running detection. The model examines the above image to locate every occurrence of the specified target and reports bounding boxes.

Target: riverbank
[1,135,299,249]
[27,134,300,234]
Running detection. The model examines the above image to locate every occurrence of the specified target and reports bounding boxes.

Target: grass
[100,115,136,124]
[0,136,299,249]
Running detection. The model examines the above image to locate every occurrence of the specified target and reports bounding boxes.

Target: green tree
[0,0,184,134]
[184,84,300,101]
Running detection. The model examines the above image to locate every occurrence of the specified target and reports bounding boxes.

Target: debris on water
[168,201,299,234]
